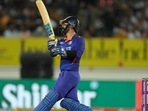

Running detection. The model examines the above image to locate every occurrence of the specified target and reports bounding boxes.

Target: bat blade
[36,0,55,39]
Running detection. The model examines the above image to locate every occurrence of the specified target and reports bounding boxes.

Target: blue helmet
[60,16,79,33]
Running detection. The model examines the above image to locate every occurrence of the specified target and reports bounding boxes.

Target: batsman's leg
[60,98,92,111]
[34,90,59,111]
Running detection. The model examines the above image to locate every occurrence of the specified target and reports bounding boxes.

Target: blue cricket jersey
[57,34,85,71]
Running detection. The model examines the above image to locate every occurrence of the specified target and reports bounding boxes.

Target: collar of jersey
[64,37,71,42]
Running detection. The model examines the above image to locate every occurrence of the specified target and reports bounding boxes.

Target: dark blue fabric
[60,98,92,111]
[57,34,85,71]
[53,71,80,101]
[34,90,59,111]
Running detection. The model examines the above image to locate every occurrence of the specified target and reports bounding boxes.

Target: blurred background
[0,0,148,111]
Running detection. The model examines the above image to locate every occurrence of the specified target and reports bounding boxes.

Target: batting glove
[47,39,57,50]
[50,46,66,57]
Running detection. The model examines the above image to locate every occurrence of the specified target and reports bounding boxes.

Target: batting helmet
[59,16,79,33]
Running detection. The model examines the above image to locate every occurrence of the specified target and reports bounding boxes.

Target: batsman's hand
[50,46,66,57]
[47,39,57,50]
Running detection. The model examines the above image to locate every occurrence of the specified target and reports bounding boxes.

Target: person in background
[3,22,19,38]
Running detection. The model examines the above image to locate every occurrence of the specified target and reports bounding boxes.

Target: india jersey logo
[60,42,64,44]
[68,41,72,45]
[66,47,71,50]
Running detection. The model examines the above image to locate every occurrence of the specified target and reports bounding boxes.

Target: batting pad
[34,90,59,111]
[60,98,92,111]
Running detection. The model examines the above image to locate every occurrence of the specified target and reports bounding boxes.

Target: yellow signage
[0,38,148,67]
[81,39,148,67]
[0,38,21,65]
[121,39,148,67]
[23,38,48,52]
[81,38,120,67]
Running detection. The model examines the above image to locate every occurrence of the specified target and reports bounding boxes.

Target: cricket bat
[35,0,55,40]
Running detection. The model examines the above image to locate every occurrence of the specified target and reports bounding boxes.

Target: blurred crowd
[0,0,147,38]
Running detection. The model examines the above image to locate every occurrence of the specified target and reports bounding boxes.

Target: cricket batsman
[34,16,92,111]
